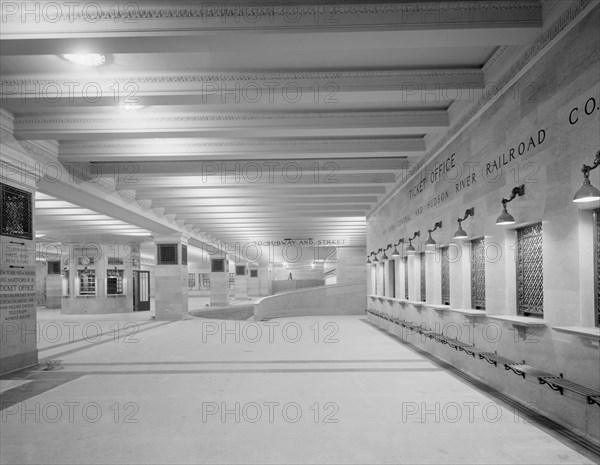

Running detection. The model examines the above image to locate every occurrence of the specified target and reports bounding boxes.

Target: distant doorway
[133,270,150,311]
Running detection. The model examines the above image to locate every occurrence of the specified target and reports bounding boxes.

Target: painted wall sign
[485,129,546,177]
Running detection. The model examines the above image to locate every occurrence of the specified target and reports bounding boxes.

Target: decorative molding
[60,137,424,152]
[136,199,152,209]
[16,110,448,127]
[2,69,483,89]
[0,2,541,25]
[481,45,510,73]
[116,190,136,203]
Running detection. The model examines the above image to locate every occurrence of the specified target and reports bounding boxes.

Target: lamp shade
[573,177,600,203]
[425,234,436,247]
[381,250,389,261]
[453,225,468,239]
[391,246,400,257]
[405,242,415,253]
[496,204,515,225]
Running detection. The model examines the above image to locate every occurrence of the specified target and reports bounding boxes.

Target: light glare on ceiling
[61,53,106,67]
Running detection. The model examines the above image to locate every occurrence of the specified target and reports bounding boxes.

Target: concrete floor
[0,314,596,465]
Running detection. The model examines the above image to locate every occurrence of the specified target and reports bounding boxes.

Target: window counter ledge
[553,326,600,341]
[487,315,548,327]
[447,308,487,317]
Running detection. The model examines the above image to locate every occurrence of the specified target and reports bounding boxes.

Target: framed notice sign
[0,183,33,241]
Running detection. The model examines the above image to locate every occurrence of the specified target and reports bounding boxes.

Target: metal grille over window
[182,245,188,265]
[211,258,225,272]
[157,244,178,265]
[47,261,61,275]
[595,209,600,326]
[404,257,409,300]
[188,273,196,289]
[0,183,33,240]
[107,270,124,295]
[200,273,211,289]
[79,270,96,296]
[229,273,235,289]
[441,247,450,305]
[236,265,246,276]
[250,269,258,278]
[517,223,543,316]
[471,238,486,310]
[420,253,426,302]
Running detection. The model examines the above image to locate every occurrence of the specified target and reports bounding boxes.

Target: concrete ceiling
[0,0,549,255]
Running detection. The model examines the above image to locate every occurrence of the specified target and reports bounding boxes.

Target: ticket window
[77,257,96,296]
[107,257,125,295]
[107,269,124,295]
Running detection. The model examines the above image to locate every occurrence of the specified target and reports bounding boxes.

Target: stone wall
[366,4,599,443]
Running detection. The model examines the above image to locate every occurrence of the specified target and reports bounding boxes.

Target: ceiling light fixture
[60,53,107,67]
[119,103,145,111]
[453,208,475,239]
[496,185,525,225]
[573,151,600,203]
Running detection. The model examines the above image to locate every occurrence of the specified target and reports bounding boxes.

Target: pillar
[45,269,62,308]
[248,266,259,297]
[234,262,248,299]
[209,252,229,306]
[154,235,189,320]
[259,265,270,296]
[0,179,38,374]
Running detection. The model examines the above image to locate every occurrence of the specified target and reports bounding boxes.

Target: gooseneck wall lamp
[453,208,475,239]
[391,238,404,257]
[425,221,443,251]
[405,231,421,254]
[381,246,389,261]
[573,151,600,203]
[496,185,525,225]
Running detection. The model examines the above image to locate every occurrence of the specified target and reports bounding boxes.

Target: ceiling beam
[0,1,541,48]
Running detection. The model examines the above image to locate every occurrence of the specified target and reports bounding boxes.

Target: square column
[154,235,189,320]
[209,252,229,306]
[259,265,270,296]
[0,180,38,375]
[248,266,259,297]
[234,262,248,299]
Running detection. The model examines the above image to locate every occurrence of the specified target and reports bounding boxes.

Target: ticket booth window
[79,269,96,296]
[200,273,211,289]
[107,269,124,295]
[188,273,196,289]
[516,223,543,317]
